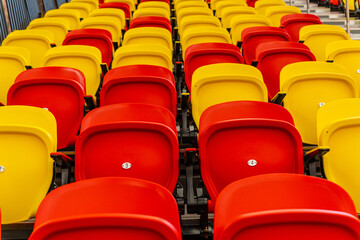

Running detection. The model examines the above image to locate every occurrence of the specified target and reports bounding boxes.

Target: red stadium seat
[241,26,291,65]
[129,16,172,33]
[29,177,182,240]
[184,43,244,92]
[255,41,316,100]
[100,65,177,116]
[280,13,322,42]
[199,101,304,209]
[214,173,360,240]
[100,2,131,19]
[8,67,85,149]
[63,29,113,67]
[247,0,257,7]
[75,103,179,192]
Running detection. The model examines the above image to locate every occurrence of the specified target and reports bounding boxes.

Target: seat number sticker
[247,159,257,167]
[122,162,132,170]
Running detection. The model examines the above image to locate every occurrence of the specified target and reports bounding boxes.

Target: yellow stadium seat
[211,0,246,11]
[191,63,268,127]
[179,15,221,38]
[300,24,350,61]
[89,8,126,30]
[326,40,360,93]
[222,6,258,28]
[104,0,135,11]
[181,27,231,59]
[317,98,360,212]
[175,1,208,13]
[0,46,30,105]
[26,18,70,47]
[71,0,99,10]
[255,0,287,15]
[41,45,102,97]
[230,15,272,45]
[265,6,302,27]
[176,7,213,26]
[44,9,80,30]
[59,2,92,19]
[174,0,204,6]
[80,16,122,46]
[280,61,358,145]
[123,27,173,51]
[0,106,56,224]
[2,30,54,67]
[138,1,170,12]
[133,8,170,19]
[112,44,172,70]
[215,0,247,18]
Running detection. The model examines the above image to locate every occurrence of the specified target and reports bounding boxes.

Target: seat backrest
[214,173,360,240]
[179,15,221,38]
[133,8,170,19]
[191,63,268,127]
[123,27,173,51]
[75,103,179,192]
[181,27,231,59]
[254,0,286,15]
[176,7,213,25]
[8,67,86,149]
[99,2,131,19]
[211,0,246,10]
[104,0,135,11]
[184,42,244,92]
[89,8,126,30]
[0,46,30,105]
[44,9,81,30]
[27,17,70,47]
[138,1,170,12]
[112,44,172,70]
[0,106,56,224]
[199,102,303,206]
[317,98,360,213]
[241,26,291,64]
[100,65,176,116]
[265,5,302,27]
[175,0,208,12]
[29,177,182,240]
[71,0,99,10]
[2,30,54,67]
[80,16,123,45]
[230,15,272,45]
[255,41,316,100]
[59,2,92,18]
[63,28,113,67]
[221,6,258,28]
[215,0,247,18]
[326,40,360,94]
[129,16,172,33]
[42,45,102,98]
[280,13,322,41]
[300,24,350,61]
[280,61,358,144]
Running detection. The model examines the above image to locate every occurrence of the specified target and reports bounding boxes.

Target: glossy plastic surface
[89,8,126,30]
[191,63,268,127]
[241,26,291,64]
[317,98,360,212]
[129,16,172,33]
[299,24,350,61]
[8,67,85,149]
[255,41,316,100]
[63,29,113,67]
[133,8,170,19]
[280,13,322,41]
[29,177,182,240]
[254,0,286,15]
[0,46,30,105]
[265,6,302,27]
[59,2,92,18]
[44,9,80,30]
[184,42,244,92]
[100,65,176,116]
[75,103,179,192]
[221,6,258,28]
[0,106,56,224]
[99,2,131,19]
[41,45,102,97]
[214,173,360,240]
[123,27,172,51]
[280,62,358,144]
